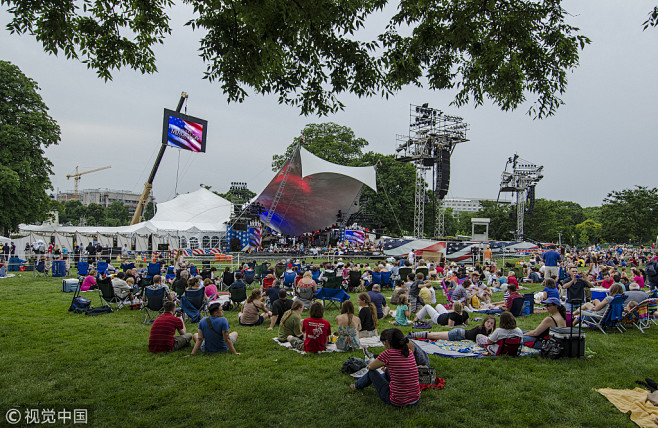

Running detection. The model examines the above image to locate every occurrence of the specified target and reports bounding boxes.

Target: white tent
[255,148,377,236]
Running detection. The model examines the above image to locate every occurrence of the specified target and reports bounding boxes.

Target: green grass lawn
[0,272,655,427]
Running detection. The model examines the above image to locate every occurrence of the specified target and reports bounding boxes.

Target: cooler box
[590,288,608,302]
[62,279,80,293]
[52,260,67,277]
[549,327,586,358]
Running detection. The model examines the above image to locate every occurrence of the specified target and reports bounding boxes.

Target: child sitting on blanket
[476,311,523,355]
[391,295,411,326]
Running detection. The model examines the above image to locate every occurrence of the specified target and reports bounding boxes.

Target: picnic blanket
[596,387,658,428]
[472,308,503,314]
[274,336,384,354]
[412,338,540,358]
[0,273,16,279]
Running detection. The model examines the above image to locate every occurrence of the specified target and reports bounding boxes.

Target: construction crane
[66,166,112,200]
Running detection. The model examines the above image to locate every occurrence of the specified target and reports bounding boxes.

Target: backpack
[85,305,113,316]
[469,294,481,309]
[69,296,91,314]
[341,357,367,374]
[222,301,233,311]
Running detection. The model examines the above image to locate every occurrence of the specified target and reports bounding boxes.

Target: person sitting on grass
[390,280,407,305]
[450,278,470,303]
[492,283,523,311]
[335,300,361,351]
[350,328,421,407]
[268,289,293,330]
[413,301,469,327]
[358,293,379,338]
[368,284,390,319]
[189,300,239,356]
[277,300,304,343]
[476,311,523,355]
[80,269,97,291]
[572,283,625,324]
[239,288,271,326]
[522,297,567,349]
[540,278,560,301]
[148,301,193,353]
[391,294,411,326]
[408,315,496,342]
[289,302,331,353]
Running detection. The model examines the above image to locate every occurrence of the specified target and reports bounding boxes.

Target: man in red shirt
[597,272,614,289]
[148,301,193,353]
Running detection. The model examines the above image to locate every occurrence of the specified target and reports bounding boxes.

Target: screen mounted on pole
[162,108,208,153]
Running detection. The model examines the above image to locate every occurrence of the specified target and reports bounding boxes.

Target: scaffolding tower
[497,154,544,241]
[396,104,469,238]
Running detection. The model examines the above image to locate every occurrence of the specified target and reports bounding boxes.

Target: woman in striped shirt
[350,328,420,407]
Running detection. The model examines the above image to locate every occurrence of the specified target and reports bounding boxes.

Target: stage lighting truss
[395,104,469,239]
[497,154,543,241]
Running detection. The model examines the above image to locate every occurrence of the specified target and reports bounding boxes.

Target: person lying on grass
[522,297,567,349]
[408,315,496,341]
[148,301,193,353]
[476,311,523,355]
[289,302,331,353]
[350,328,420,407]
[238,288,271,326]
[412,301,469,327]
[189,300,239,356]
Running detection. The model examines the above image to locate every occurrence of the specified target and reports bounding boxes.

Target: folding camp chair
[274,264,286,278]
[416,267,429,278]
[493,337,522,356]
[509,297,525,317]
[229,286,248,311]
[142,287,166,324]
[244,270,256,288]
[254,264,263,284]
[146,263,161,278]
[371,272,382,286]
[77,262,89,277]
[97,277,130,310]
[398,267,413,281]
[96,261,108,278]
[381,271,392,288]
[282,271,296,289]
[317,276,347,310]
[296,285,315,310]
[33,260,49,277]
[180,287,208,322]
[165,266,176,282]
[581,295,626,334]
[621,298,656,333]
[347,270,362,292]
[121,262,135,272]
[311,270,321,282]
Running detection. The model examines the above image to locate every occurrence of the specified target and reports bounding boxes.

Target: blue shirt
[542,250,562,267]
[198,316,230,352]
[543,287,560,300]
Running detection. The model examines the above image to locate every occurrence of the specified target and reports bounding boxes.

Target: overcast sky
[1,1,656,208]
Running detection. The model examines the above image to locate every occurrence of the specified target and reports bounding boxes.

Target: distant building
[442,197,510,216]
[56,189,154,216]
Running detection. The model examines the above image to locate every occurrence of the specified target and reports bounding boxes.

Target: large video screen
[162,108,208,153]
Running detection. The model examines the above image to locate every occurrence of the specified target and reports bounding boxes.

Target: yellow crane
[66,166,112,200]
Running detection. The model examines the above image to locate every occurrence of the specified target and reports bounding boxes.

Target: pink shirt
[205,283,218,298]
[81,275,96,291]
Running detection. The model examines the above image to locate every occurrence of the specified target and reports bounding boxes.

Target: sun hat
[541,297,562,306]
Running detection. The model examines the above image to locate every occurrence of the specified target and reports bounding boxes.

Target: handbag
[540,337,564,359]
[417,365,437,385]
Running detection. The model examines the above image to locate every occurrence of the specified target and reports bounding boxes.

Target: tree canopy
[3,0,596,118]
[601,186,658,245]
[0,60,60,235]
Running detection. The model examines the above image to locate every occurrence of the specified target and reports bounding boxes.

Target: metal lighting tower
[497,154,544,241]
[396,104,469,238]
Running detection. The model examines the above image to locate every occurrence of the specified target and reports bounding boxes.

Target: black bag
[417,365,438,385]
[85,305,113,316]
[341,357,367,374]
[540,338,565,360]
[222,301,233,311]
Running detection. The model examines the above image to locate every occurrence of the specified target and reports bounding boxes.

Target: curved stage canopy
[256,148,377,236]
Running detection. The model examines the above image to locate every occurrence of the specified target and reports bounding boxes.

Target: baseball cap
[541,297,562,306]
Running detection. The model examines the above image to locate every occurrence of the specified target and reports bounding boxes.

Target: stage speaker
[436,148,451,199]
[526,186,536,215]
[233,223,248,231]
[157,244,169,251]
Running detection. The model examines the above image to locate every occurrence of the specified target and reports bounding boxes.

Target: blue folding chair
[583,295,626,334]
[77,261,89,277]
[180,287,207,323]
[311,270,321,282]
[34,260,49,277]
[381,271,392,288]
[283,271,296,288]
[121,262,135,272]
[146,262,161,278]
[96,261,108,277]
[371,272,382,286]
[244,270,256,287]
[165,266,176,282]
[315,287,350,310]
[189,266,198,277]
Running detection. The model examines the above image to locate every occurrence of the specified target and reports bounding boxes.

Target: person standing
[542,245,562,281]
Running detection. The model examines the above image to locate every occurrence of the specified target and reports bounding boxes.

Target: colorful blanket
[273,336,384,355]
[413,338,540,358]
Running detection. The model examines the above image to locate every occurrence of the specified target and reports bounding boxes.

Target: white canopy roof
[256,148,377,236]
[19,188,232,235]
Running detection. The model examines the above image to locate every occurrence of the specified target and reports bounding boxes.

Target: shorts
[447,328,466,341]
[172,333,193,351]
[239,315,264,326]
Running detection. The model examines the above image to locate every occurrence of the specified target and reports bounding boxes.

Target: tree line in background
[273,123,658,246]
[50,200,156,227]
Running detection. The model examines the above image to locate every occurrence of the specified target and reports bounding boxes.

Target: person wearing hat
[522,297,567,350]
[189,300,239,356]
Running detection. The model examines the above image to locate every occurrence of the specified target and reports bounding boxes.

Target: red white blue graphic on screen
[167,116,204,152]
